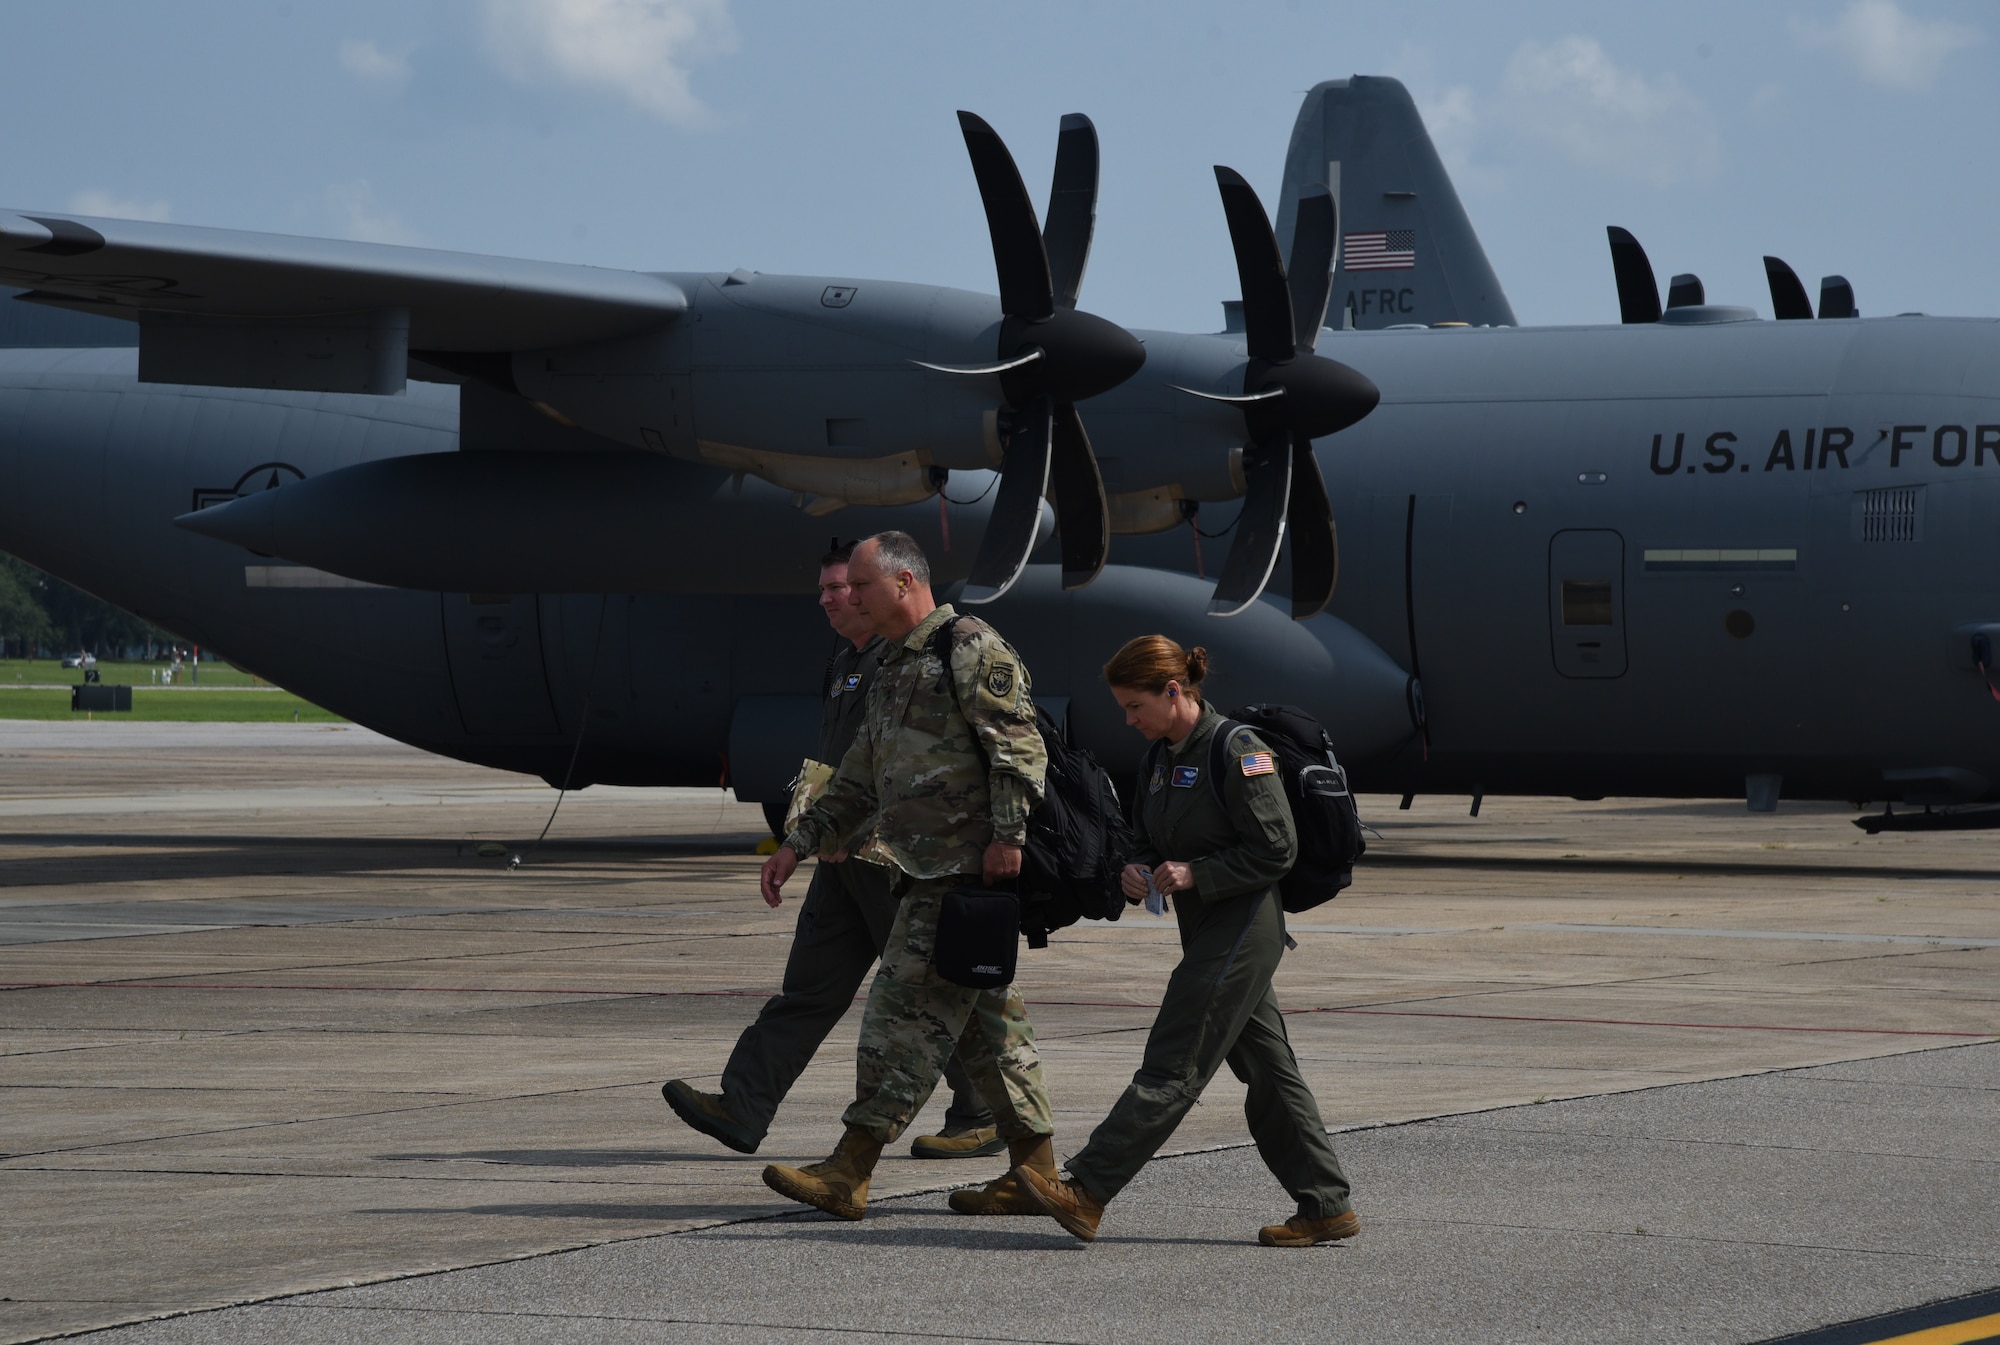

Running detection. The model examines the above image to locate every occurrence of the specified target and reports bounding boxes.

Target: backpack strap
[926,615,966,695]
[1206,718,1246,806]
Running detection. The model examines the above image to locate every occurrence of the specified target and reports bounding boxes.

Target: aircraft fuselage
[3,304,1997,809]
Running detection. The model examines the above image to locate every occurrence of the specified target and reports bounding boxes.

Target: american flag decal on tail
[1342,230,1416,271]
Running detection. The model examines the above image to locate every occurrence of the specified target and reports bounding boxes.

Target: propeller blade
[911,350,1045,376]
[1049,401,1109,589]
[1214,166,1296,365]
[1607,226,1661,324]
[1043,114,1097,311]
[1208,434,1293,617]
[1763,256,1813,320]
[1287,186,1337,353]
[957,111,1055,322]
[962,397,1054,605]
[1286,439,1337,619]
[1170,383,1285,405]
[1819,275,1857,319]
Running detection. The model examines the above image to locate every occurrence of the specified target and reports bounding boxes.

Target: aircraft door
[1548,530,1628,678]
[441,594,560,735]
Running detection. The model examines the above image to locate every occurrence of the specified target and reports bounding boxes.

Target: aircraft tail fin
[1275,76,1515,330]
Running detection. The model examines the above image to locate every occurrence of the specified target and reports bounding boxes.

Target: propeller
[1763,256,1813,320]
[1607,226,1661,323]
[917,112,1146,603]
[1818,275,1857,318]
[1179,168,1379,619]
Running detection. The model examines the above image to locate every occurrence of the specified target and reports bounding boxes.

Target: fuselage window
[1561,580,1615,626]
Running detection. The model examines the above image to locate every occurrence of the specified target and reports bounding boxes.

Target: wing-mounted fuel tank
[174,448,1049,594]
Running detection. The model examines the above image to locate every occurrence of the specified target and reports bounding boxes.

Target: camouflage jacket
[785,604,1047,880]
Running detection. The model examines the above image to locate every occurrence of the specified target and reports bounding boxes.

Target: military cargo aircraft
[2,76,1996,827]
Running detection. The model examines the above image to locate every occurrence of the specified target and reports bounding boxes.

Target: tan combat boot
[909,1122,1004,1159]
[761,1127,885,1221]
[947,1133,1057,1215]
[1258,1210,1360,1247]
[1014,1162,1105,1243]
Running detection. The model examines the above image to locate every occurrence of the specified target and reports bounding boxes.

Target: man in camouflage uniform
[756,530,1056,1221]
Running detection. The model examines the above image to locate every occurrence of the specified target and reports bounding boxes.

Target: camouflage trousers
[841,876,1054,1144]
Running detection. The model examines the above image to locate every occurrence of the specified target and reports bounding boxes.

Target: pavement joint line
[1,978,1985,1038]
[0,1076,674,1163]
[1518,923,2000,947]
[255,1302,1088,1344]
[1375,1212,2000,1266]
[0,1166,775,1187]
[1305,1008,1991,1037]
[1423,1120,2000,1166]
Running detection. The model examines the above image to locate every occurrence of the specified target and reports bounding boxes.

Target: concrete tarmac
[0,722,1994,1343]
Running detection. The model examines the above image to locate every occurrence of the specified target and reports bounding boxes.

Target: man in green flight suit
[757,529,1057,1221]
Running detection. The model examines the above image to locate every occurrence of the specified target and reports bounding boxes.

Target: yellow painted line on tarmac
[1859,1310,2000,1345]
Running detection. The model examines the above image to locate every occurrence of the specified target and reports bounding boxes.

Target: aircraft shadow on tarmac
[7,829,1994,889]
[0,831,758,887]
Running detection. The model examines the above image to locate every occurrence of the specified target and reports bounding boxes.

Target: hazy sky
[4,1,1992,332]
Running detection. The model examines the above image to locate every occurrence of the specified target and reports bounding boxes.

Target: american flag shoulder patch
[1240,751,1276,777]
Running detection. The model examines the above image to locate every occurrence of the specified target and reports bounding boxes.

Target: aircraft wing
[0,210,685,393]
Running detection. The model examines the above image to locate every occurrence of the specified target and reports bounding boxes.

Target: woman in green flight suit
[1016,634,1357,1246]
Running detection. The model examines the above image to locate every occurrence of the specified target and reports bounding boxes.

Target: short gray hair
[864,530,931,585]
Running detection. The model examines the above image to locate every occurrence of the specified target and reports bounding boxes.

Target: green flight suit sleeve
[949,629,1046,846]
[1189,727,1297,901]
[785,714,878,857]
[1128,753,1163,869]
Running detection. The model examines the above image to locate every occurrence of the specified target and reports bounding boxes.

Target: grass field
[0,685,344,722]
[0,658,266,688]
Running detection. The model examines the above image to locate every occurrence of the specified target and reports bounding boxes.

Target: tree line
[0,552,176,659]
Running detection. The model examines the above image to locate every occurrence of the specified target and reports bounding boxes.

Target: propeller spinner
[1181,169,1379,618]
[918,112,1146,603]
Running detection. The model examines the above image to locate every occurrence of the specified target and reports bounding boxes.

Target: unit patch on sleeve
[985,662,1015,699]
[1171,765,1201,788]
[1240,751,1276,777]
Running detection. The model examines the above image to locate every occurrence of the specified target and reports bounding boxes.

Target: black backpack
[1205,703,1365,913]
[1016,703,1133,947]
[930,618,1133,948]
